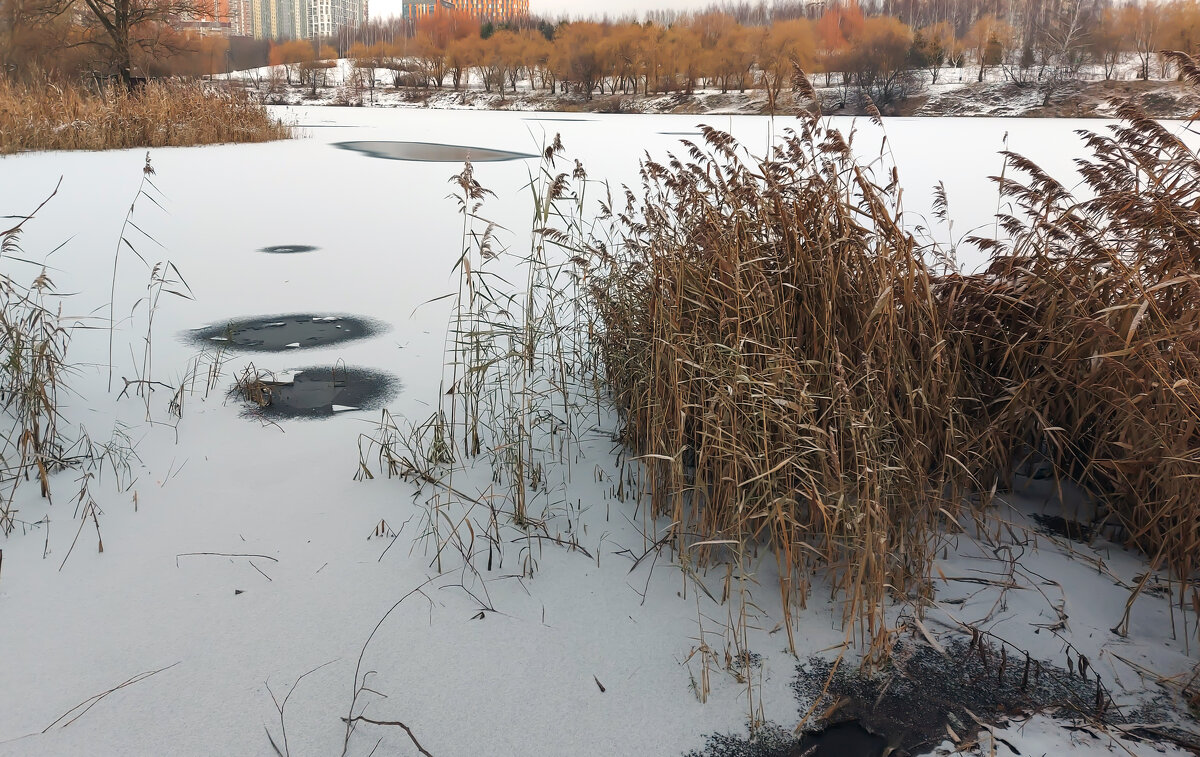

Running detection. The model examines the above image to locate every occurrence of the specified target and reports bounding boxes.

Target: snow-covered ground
[224,57,1200,119]
[0,109,1198,756]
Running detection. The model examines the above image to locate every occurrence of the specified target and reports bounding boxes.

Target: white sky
[369,0,712,22]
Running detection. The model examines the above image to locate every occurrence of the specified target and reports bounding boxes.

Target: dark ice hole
[334,140,537,163]
[187,314,380,353]
[236,367,396,420]
[259,244,318,254]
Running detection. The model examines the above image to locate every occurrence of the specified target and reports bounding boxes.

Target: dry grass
[0,189,71,533]
[584,62,1200,663]
[589,117,984,662]
[947,95,1200,612]
[0,76,291,155]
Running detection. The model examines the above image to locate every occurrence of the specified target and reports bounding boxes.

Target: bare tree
[1038,0,1090,106]
[77,0,203,88]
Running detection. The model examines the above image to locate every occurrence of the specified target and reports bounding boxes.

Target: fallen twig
[175,551,278,567]
[341,715,434,756]
[43,662,179,731]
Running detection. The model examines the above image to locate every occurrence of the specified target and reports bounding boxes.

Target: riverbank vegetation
[5,0,1198,113]
[387,56,1200,693]
[0,77,290,154]
[325,0,1200,110]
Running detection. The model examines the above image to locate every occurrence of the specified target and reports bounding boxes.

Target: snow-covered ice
[0,108,1197,756]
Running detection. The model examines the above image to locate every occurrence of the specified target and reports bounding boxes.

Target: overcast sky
[369,0,712,22]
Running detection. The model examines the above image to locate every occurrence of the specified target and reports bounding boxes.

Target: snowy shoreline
[225,57,1200,120]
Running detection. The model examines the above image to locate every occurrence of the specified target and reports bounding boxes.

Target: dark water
[686,721,885,757]
[1031,513,1097,542]
[691,638,1125,757]
[188,314,380,352]
[791,722,886,756]
[259,244,318,254]
[334,140,537,163]
[240,367,396,419]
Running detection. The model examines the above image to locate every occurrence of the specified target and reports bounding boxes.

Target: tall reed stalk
[0,189,70,533]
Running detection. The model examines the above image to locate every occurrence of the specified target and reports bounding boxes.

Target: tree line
[3,0,1199,101]
[316,0,1200,108]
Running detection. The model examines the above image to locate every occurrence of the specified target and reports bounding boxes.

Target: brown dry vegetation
[0,78,290,155]
[584,59,1200,667]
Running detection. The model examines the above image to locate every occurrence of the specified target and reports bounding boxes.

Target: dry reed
[589,117,985,662]
[586,59,1200,662]
[0,76,290,155]
[351,57,1200,699]
[0,189,71,532]
[946,92,1200,605]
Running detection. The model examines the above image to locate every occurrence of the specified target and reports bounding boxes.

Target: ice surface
[0,108,1196,757]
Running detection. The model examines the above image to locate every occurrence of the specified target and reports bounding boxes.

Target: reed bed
[588,118,987,662]
[945,96,1200,603]
[355,57,1200,692]
[0,191,71,533]
[0,77,290,154]
[584,61,1200,661]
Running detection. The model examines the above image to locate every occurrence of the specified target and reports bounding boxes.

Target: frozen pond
[1,109,1196,757]
[4,107,1179,415]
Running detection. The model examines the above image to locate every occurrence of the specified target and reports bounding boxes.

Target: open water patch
[689,638,1137,757]
[333,140,537,163]
[187,314,381,353]
[687,721,885,757]
[259,244,318,254]
[789,639,1122,755]
[234,366,396,420]
[1031,513,1097,543]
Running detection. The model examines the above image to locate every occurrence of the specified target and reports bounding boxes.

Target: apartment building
[402,0,527,22]
[227,0,364,40]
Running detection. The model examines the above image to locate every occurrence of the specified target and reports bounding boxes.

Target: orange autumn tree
[551,22,606,99]
[845,15,913,103]
[269,39,315,84]
[815,2,864,84]
[756,18,816,113]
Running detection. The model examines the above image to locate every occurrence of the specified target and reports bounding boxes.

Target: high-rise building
[307,0,367,39]
[402,0,526,22]
[228,0,364,39]
[182,0,235,34]
[402,0,449,21]
[279,0,310,40]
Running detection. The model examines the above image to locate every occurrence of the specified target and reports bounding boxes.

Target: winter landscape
[5,0,1200,755]
[0,104,1197,757]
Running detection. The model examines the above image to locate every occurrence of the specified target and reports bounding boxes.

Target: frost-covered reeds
[0,75,290,154]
